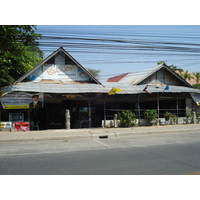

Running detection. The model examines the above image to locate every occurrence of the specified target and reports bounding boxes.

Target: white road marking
[93,139,112,148]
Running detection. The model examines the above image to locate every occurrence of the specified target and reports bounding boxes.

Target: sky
[1,1,199,82]
[35,25,200,82]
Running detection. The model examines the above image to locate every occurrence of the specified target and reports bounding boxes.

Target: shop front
[1,47,200,131]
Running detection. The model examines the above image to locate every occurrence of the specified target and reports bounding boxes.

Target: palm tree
[181,70,194,81]
[193,72,200,84]
[157,61,184,73]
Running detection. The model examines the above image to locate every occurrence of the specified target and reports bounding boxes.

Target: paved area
[0,124,200,142]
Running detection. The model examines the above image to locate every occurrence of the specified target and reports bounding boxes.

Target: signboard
[9,113,24,122]
[14,122,29,132]
[0,122,12,128]
[0,92,43,109]
[28,64,91,82]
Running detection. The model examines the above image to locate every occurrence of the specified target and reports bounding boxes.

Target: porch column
[104,99,106,127]
[176,98,179,124]
[157,93,160,126]
[88,101,91,128]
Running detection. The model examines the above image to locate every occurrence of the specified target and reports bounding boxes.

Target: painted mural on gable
[28,64,91,82]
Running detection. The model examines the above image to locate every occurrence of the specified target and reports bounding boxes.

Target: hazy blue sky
[36,25,200,81]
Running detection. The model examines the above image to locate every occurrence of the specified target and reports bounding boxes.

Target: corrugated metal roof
[106,73,129,82]
[1,82,108,94]
[1,82,200,96]
[118,64,164,84]
[115,64,192,88]
[104,83,200,94]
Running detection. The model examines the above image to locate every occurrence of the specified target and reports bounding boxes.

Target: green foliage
[164,111,173,121]
[180,70,194,81]
[193,84,200,90]
[193,72,200,84]
[164,112,177,124]
[0,25,43,88]
[144,109,158,121]
[157,60,183,73]
[183,112,192,124]
[157,60,167,65]
[170,114,177,124]
[118,110,137,127]
[86,68,101,80]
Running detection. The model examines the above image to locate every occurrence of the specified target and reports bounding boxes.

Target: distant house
[1,47,200,130]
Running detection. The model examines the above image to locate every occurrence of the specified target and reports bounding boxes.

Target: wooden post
[88,101,91,128]
[157,93,160,126]
[176,98,179,124]
[137,94,141,126]
[104,99,106,127]
[65,109,70,129]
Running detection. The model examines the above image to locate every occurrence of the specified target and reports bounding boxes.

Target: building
[1,47,200,130]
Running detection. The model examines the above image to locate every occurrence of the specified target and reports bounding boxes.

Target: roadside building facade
[0,47,200,130]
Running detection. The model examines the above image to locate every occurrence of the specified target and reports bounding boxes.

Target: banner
[28,64,91,82]
[0,92,43,109]
[0,122,12,128]
[14,122,29,132]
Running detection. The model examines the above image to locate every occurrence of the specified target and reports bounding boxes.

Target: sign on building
[0,92,43,109]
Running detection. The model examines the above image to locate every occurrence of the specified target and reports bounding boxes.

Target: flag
[164,85,169,90]
[162,85,169,93]
[143,85,152,94]
[108,87,123,95]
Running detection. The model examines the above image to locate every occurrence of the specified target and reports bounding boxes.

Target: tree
[193,84,200,90]
[157,60,167,65]
[0,25,43,88]
[193,72,200,84]
[157,61,183,73]
[86,68,101,80]
[180,70,194,81]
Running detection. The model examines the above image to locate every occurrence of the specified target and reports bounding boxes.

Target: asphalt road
[0,130,200,175]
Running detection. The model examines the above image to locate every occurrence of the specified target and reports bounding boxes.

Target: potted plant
[183,112,192,124]
[164,111,173,124]
[144,109,158,126]
[171,114,177,125]
[118,110,137,127]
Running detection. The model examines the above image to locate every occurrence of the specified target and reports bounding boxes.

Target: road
[0,130,200,175]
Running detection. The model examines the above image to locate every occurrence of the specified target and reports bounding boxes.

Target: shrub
[144,109,158,122]
[118,110,137,127]
[164,111,173,121]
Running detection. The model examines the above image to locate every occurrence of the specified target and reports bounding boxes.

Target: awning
[190,93,200,106]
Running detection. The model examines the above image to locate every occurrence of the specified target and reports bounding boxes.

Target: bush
[164,111,173,121]
[144,109,158,121]
[118,110,137,127]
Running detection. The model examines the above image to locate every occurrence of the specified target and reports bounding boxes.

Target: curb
[0,124,200,142]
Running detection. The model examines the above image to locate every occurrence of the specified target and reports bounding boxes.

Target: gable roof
[107,63,193,88]
[106,72,129,82]
[15,47,101,84]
